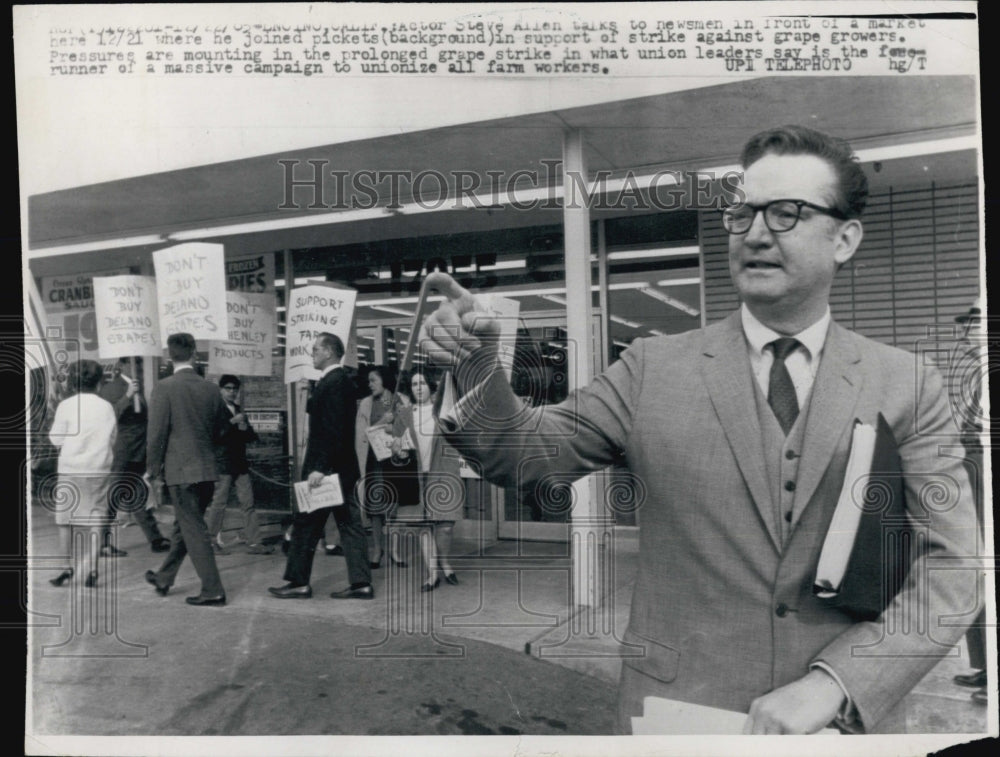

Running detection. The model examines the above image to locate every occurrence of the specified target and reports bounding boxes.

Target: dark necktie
[768,337,801,434]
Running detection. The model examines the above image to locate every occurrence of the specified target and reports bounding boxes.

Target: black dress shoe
[145,570,169,596]
[369,561,381,569]
[49,569,74,587]
[420,578,440,593]
[268,583,312,599]
[100,545,128,558]
[972,688,988,706]
[330,584,374,600]
[954,670,987,688]
[186,594,226,606]
[151,538,171,553]
[84,571,99,588]
[324,544,344,556]
[443,572,459,586]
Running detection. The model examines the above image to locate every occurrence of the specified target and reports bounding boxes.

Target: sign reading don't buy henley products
[284,283,357,383]
[153,243,228,343]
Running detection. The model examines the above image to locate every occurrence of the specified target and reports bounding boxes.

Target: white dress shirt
[741,304,831,408]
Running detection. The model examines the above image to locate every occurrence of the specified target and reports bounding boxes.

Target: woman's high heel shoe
[49,569,74,587]
[390,556,408,568]
[84,571,98,588]
[438,558,458,585]
[420,577,440,592]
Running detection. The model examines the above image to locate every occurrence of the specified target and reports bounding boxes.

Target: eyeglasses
[722,199,847,234]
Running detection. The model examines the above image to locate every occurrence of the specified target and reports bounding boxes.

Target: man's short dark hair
[68,359,103,394]
[218,374,240,389]
[167,333,196,362]
[316,333,345,361]
[741,124,869,219]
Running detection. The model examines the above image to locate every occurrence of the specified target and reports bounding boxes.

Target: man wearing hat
[205,374,272,554]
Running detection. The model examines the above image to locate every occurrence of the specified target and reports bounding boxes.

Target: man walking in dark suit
[99,356,171,554]
[419,125,979,734]
[145,333,232,606]
[269,333,373,599]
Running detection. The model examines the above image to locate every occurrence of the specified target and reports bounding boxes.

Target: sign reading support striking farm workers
[153,243,228,342]
[284,284,357,383]
[208,291,276,376]
[92,275,161,358]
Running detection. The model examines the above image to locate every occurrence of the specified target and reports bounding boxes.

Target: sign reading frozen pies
[153,243,228,343]
[226,253,274,293]
[92,275,161,358]
[208,291,276,377]
[284,284,356,383]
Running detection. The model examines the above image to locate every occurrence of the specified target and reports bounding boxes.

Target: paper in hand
[293,475,343,513]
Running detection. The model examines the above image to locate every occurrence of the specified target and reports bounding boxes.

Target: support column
[562,130,608,610]
[283,250,300,480]
[596,219,611,371]
[373,326,387,365]
[139,256,159,400]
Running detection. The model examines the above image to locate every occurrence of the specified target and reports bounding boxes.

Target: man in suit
[419,125,979,734]
[144,333,232,606]
[205,374,272,554]
[949,299,988,706]
[268,333,373,599]
[99,356,171,554]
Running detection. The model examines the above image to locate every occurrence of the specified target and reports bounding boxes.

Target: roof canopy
[28,75,978,279]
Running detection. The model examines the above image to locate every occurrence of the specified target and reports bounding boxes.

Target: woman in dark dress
[354,366,418,566]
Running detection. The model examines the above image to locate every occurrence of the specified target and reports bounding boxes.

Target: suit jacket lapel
[793,321,863,515]
[701,313,781,552]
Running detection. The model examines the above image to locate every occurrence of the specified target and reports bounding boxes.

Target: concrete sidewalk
[28,506,618,739]
[27,502,989,742]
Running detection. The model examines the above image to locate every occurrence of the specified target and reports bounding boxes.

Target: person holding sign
[417,126,979,734]
[269,333,373,600]
[98,357,171,555]
[144,333,232,606]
